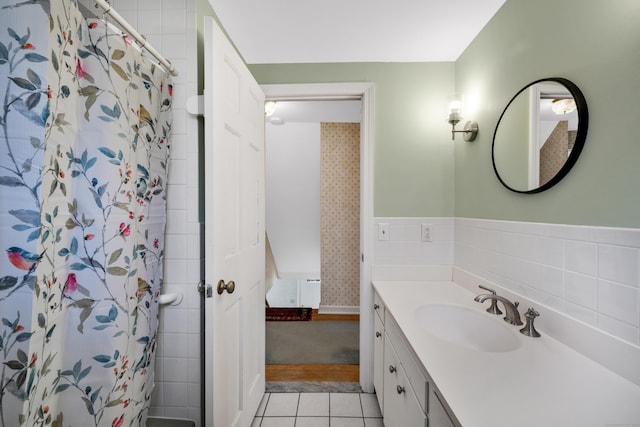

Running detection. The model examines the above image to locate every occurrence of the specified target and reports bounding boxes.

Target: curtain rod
[93,0,179,76]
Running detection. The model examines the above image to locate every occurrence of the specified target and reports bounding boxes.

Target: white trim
[318,305,361,315]
[261,82,375,392]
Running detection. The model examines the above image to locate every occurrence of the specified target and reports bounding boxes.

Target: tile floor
[252,392,384,427]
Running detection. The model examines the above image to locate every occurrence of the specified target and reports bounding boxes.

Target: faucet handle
[478,285,503,315]
[478,285,496,294]
[519,307,541,337]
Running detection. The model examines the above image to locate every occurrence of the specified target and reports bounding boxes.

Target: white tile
[163,356,188,382]
[151,382,163,406]
[164,258,188,283]
[187,331,200,359]
[163,0,187,10]
[261,417,295,427]
[537,292,563,312]
[597,314,640,345]
[330,418,365,427]
[264,393,299,417]
[564,271,596,309]
[360,394,382,418]
[167,184,187,209]
[137,9,163,36]
[163,406,189,419]
[538,265,563,297]
[165,234,188,259]
[364,419,385,427]
[251,418,261,427]
[330,393,362,417]
[166,209,187,235]
[295,417,330,427]
[168,158,187,185]
[161,7,186,34]
[162,34,187,59]
[164,382,188,406]
[161,307,188,333]
[255,393,269,416]
[298,393,329,417]
[597,280,639,326]
[598,244,638,287]
[137,0,158,11]
[538,237,564,268]
[163,333,188,357]
[187,382,200,407]
[565,241,597,275]
[186,357,200,383]
[112,0,137,10]
[564,302,597,326]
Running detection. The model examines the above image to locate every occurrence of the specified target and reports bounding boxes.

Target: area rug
[266,307,312,321]
[266,320,359,364]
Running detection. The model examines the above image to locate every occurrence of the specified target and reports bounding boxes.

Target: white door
[203,16,266,427]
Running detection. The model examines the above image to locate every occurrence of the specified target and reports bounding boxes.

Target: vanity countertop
[373,280,640,427]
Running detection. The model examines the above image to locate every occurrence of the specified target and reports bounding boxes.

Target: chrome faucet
[474,287,523,326]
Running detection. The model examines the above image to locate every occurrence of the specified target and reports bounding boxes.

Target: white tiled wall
[90,0,202,423]
[455,218,640,346]
[373,217,454,266]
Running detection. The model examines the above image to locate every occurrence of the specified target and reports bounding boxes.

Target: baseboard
[318,305,359,315]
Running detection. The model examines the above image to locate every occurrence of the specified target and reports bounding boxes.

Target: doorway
[262,83,375,392]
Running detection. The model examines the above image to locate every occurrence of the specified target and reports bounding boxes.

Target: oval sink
[413,304,521,353]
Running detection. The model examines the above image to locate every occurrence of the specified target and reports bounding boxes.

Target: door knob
[217,279,236,295]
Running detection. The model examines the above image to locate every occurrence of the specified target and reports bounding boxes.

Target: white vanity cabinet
[374,291,457,427]
[374,310,385,413]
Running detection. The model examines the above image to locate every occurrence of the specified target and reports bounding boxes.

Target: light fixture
[264,101,277,117]
[447,95,478,142]
[551,98,576,115]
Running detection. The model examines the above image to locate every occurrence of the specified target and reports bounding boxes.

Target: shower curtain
[0,1,172,426]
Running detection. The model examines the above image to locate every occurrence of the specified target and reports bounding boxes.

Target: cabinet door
[374,313,385,413]
[383,335,427,427]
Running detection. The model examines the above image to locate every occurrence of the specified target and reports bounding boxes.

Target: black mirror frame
[491,77,589,194]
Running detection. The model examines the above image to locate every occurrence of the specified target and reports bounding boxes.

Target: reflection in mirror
[492,78,588,193]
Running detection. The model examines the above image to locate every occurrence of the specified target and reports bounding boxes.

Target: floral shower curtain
[0,1,172,426]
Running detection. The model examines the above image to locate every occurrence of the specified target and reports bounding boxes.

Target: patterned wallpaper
[540,120,569,186]
[320,123,360,307]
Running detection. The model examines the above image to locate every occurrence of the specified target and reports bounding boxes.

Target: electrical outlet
[421,223,432,242]
[378,223,390,241]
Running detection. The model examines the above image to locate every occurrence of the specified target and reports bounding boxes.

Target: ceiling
[208,0,508,64]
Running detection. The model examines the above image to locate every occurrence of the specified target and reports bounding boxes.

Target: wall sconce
[447,95,478,142]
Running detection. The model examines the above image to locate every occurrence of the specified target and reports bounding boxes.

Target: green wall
[201,0,640,227]
[455,0,640,227]
[249,63,456,217]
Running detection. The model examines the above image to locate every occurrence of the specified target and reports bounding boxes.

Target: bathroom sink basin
[413,304,521,353]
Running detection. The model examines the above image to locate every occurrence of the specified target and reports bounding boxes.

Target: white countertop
[373,280,640,427]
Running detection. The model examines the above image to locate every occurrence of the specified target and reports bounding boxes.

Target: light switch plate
[378,223,390,240]
[421,223,432,242]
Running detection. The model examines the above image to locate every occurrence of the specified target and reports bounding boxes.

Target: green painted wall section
[455,0,640,227]
[250,63,456,217]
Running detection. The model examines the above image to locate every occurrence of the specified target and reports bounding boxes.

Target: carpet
[266,306,312,321]
[266,320,359,364]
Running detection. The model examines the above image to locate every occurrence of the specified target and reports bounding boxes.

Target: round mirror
[492,78,589,193]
